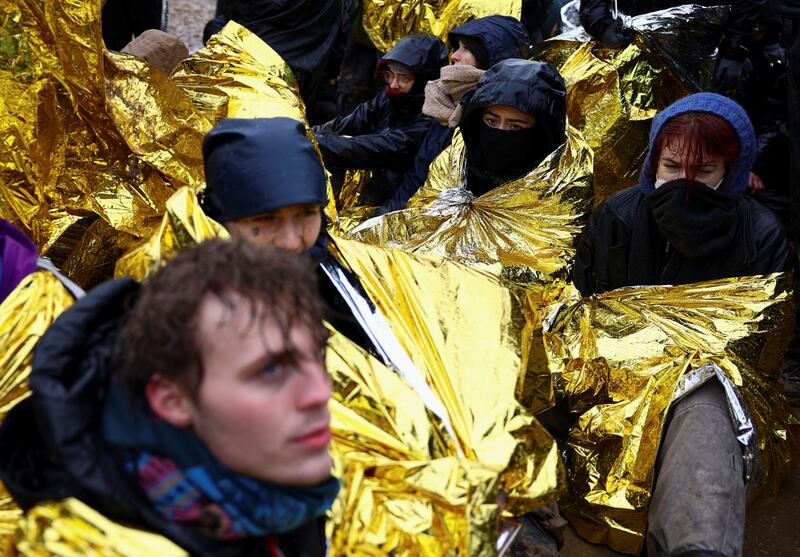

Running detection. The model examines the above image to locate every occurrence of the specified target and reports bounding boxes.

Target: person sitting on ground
[0,239,339,557]
[201,116,375,351]
[378,15,530,214]
[313,33,449,206]
[572,92,789,556]
[578,0,766,95]
[458,58,567,198]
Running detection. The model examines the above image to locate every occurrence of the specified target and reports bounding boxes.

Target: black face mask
[470,122,549,182]
[646,178,739,257]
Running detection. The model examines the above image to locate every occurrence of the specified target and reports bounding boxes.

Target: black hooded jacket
[203,0,343,104]
[579,0,765,59]
[381,16,531,212]
[573,93,789,296]
[0,279,326,557]
[459,59,567,197]
[313,33,448,205]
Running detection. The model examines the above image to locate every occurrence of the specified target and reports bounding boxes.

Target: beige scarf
[422,65,485,128]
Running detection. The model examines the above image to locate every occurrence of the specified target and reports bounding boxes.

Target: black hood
[460,59,567,161]
[448,15,530,69]
[377,33,449,92]
[202,117,328,223]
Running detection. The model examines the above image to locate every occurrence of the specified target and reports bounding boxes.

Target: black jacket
[573,185,790,295]
[579,0,765,59]
[313,34,448,205]
[380,16,531,212]
[204,0,343,104]
[0,279,326,557]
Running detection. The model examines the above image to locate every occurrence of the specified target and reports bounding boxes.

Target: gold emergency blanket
[361,0,522,53]
[326,236,564,555]
[113,21,338,279]
[8,498,186,556]
[349,125,593,293]
[544,275,799,554]
[0,1,210,288]
[534,5,727,204]
[0,270,76,555]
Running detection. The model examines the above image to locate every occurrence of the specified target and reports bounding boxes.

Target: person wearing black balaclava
[457,59,567,198]
[313,33,449,206]
[573,93,789,557]
[377,15,531,214]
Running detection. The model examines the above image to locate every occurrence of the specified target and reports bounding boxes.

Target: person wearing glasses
[313,33,448,206]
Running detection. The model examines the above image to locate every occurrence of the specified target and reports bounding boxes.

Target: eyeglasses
[381,69,413,87]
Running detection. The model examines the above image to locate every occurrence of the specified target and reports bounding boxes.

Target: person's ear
[145,374,194,428]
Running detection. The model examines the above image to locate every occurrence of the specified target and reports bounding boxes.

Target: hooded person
[572,93,789,556]
[573,92,789,295]
[202,0,343,106]
[201,117,377,352]
[379,16,531,214]
[313,33,449,206]
[0,239,339,557]
[578,0,765,95]
[458,58,567,198]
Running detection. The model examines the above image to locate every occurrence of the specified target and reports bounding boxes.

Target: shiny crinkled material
[8,498,186,556]
[0,1,210,288]
[361,0,522,53]
[325,236,564,554]
[543,274,799,554]
[0,270,76,555]
[534,5,727,205]
[114,187,227,281]
[349,125,593,292]
[113,21,338,278]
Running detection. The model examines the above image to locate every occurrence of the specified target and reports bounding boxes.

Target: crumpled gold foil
[534,5,727,205]
[9,498,186,556]
[361,0,522,52]
[0,270,78,554]
[349,125,593,293]
[325,234,564,554]
[0,1,210,287]
[114,187,227,281]
[544,274,799,554]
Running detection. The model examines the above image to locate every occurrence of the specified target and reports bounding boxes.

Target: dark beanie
[201,118,327,223]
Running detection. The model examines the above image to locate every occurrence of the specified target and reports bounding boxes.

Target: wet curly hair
[116,238,326,399]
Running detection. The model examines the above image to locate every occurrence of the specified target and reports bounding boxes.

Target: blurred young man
[0,239,338,557]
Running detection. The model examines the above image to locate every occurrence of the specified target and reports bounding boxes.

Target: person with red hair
[572,93,789,557]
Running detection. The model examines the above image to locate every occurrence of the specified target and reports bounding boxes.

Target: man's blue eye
[262,363,281,376]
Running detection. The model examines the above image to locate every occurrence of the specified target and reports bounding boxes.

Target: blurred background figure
[102,0,168,50]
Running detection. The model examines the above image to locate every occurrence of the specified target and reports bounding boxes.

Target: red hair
[652,112,740,190]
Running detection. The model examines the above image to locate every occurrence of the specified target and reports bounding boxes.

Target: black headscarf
[201,118,328,223]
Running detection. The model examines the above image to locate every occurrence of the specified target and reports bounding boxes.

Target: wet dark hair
[652,111,741,190]
[116,238,326,399]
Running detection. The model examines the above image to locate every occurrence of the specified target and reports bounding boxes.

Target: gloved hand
[599,18,634,49]
[713,57,743,95]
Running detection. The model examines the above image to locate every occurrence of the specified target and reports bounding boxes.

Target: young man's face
[451,40,478,67]
[184,292,332,486]
[227,204,322,254]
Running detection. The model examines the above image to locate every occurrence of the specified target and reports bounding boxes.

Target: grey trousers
[646,381,745,557]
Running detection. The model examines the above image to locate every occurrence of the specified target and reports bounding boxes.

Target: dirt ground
[165,1,800,555]
[167,0,216,53]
